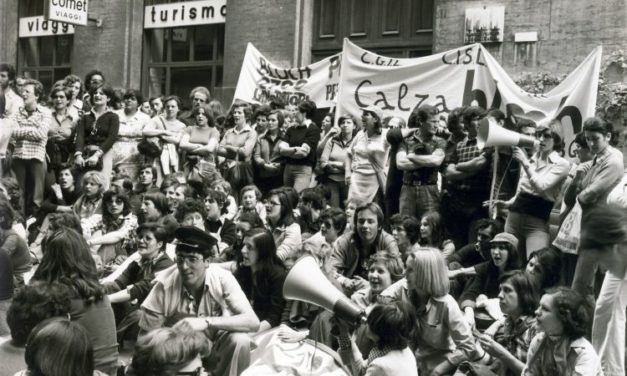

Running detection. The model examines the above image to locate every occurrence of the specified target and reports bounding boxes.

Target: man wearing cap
[279,100,321,193]
[139,226,260,376]
[443,106,492,248]
[396,104,446,220]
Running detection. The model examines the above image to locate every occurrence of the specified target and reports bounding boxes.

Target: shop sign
[46,0,88,26]
[144,0,226,29]
[19,16,75,38]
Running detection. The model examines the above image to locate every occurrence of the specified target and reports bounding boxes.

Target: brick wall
[72,0,144,89]
[434,0,627,76]
[222,0,309,105]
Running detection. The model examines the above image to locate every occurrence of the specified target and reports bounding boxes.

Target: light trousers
[592,271,627,376]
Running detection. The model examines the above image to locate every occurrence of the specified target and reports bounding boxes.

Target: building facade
[0,0,625,109]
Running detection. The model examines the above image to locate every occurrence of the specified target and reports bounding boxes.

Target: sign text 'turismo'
[46,0,88,26]
[144,0,226,29]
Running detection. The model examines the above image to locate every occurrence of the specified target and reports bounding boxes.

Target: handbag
[137,117,165,158]
[81,145,103,171]
[552,201,582,255]
[221,153,253,189]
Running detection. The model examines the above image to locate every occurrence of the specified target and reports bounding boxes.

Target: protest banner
[335,39,602,158]
[233,43,341,108]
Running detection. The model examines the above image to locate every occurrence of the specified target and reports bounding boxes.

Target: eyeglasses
[176,255,204,265]
[176,367,204,376]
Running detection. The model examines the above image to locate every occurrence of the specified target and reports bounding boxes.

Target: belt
[403,180,436,186]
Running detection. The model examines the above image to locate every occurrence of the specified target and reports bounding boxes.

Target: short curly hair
[7,282,72,346]
[545,287,593,340]
[175,199,207,224]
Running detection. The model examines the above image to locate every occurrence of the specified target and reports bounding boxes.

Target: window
[18,0,73,90]
[143,24,225,109]
[312,0,434,60]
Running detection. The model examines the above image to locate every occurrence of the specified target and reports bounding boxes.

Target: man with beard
[396,105,446,220]
[139,226,259,376]
[178,86,211,126]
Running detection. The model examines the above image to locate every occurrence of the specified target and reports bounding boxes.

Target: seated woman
[161,180,194,215]
[73,171,107,238]
[17,317,107,376]
[125,327,210,376]
[418,211,456,261]
[390,213,420,262]
[87,190,138,267]
[264,188,302,265]
[103,223,174,343]
[203,189,236,249]
[460,232,520,329]
[234,184,267,224]
[351,252,404,311]
[210,179,237,220]
[31,229,118,375]
[330,203,399,295]
[0,199,30,288]
[232,228,287,333]
[335,301,418,376]
[525,247,561,293]
[524,287,602,375]
[477,270,539,376]
[39,164,81,219]
[380,248,485,375]
[219,210,263,263]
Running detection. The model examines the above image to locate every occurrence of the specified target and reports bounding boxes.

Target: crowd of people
[0,61,625,376]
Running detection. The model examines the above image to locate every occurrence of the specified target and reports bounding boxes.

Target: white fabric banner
[233,43,341,108]
[335,39,602,156]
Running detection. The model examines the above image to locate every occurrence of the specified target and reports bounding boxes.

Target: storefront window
[144,23,225,108]
[20,35,73,90]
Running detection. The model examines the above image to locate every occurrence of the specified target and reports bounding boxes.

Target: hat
[490,232,519,250]
[362,105,383,120]
[175,226,218,257]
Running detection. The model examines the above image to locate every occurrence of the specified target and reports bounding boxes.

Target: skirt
[348,171,380,203]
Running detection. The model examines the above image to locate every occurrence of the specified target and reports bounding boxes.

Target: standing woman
[179,103,220,176]
[233,228,287,333]
[495,123,570,259]
[569,117,624,298]
[217,104,258,197]
[143,95,187,178]
[47,85,77,184]
[112,89,151,179]
[579,205,627,376]
[75,84,120,181]
[319,114,356,208]
[31,229,119,375]
[345,105,390,204]
[253,109,284,195]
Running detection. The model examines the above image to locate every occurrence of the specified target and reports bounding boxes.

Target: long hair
[25,318,94,376]
[499,270,539,316]
[545,287,593,341]
[33,229,104,303]
[419,211,446,248]
[102,190,132,231]
[239,228,285,293]
[352,202,385,249]
[266,188,295,228]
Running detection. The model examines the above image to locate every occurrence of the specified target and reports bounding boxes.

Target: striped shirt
[10,105,51,162]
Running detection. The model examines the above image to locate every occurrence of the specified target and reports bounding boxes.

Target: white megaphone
[477,118,537,150]
[283,256,366,324]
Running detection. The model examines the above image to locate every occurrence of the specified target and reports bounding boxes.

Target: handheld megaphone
[283,256,366,324]
[477,118,537,150]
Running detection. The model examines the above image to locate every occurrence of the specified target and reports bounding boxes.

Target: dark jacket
[103,252,174,303]
[235,263,287,328]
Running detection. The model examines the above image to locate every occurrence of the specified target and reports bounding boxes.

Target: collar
[89,107,112,118]
[531,151,560,164]
[230,123,252,134]
[18,105,44,116]
[53,110,75,122]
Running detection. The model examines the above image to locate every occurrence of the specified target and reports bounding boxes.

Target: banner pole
[489,147,499,219]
